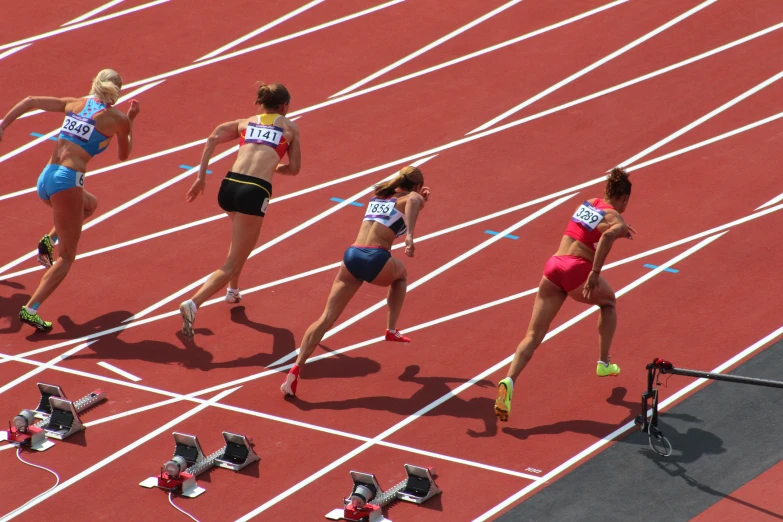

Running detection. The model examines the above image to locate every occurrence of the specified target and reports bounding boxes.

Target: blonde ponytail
[89,69,122,105]
[374,166,424,198]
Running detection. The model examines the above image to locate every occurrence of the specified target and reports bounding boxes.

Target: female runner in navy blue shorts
[0,69,139,331]
[281,166,430,396]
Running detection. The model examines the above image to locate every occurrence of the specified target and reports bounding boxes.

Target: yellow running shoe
[37,235,55,267]
[596,362,621,377]
[495,377,513,422]
[19,306,53,332]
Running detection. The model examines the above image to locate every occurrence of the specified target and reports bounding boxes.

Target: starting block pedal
[325,464,441,521]
[140,431,259,498]
[2,384,106,451]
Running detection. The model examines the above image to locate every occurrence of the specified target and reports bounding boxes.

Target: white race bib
[571,201,606,230]
[61,113,95,142]
[364,198,395,219]
[244,122,283,147]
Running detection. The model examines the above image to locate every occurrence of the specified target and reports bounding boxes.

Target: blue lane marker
[330,197,363,207]
[31,132,57,141]
[644,264,679,273]
[179,164,212,174]
[485,230,519,240]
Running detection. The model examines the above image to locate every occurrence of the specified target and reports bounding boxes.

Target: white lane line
[195,0,326,61]
[0,0,169,52]
[619,69,783,167]
[0,387,239,521]
[3,98,778,283]
[0,44,31,61]
[0,132,231,277]
[6,163,783,367]
[11,1,405,123]
[0,341,96,395]
[467,0,718,134]
[125,155,438,322]
[270,193,577,367]
[473,322,783,521]
[330,0,524,98]
[10,0,621,127]
[0,80,165,167]
[234,233,726,520]
[61,0,126,26]
[0,214,225,282]
[96,361,142,382]
[0,347,539,482]
[125,0,405,88]
[756,190,783,211]
[315,0,631,110]
[4,15,779,201]
[0,138,208,201]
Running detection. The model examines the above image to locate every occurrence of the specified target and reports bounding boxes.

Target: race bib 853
[244,123,283,147]
[61,113,95,142]
[571,201,606,231]
[365,198,396,219]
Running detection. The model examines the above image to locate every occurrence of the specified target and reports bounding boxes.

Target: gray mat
[495,339,783,522]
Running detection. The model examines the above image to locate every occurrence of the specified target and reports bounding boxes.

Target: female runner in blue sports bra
[0,69,139,331]
[281,166,431,397]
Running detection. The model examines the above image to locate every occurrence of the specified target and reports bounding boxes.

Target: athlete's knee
[58,250,77,266]
[599,293,617,309]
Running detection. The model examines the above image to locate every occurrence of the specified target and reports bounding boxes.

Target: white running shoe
[179,300,197,339]
[225,289,242,303]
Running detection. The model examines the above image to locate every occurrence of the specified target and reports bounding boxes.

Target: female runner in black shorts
[180,82,301,339]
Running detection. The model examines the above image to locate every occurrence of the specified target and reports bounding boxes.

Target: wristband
[591,269,600,275]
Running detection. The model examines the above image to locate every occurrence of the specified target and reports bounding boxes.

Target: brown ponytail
[374,166,424,199]
[255,82,290,109]
[605,166,632,198]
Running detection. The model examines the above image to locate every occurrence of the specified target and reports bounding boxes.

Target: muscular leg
[45,189,96,243]
[368,257,407,331]
[505,276,568,382]
[191,214,262,307]
[296,265,362,366]
[568,275,617,364]
[281,265,362,396]
[26,188,84,309]
[179,214,262,339]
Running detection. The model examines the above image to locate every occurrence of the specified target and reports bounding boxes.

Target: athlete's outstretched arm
[186,119,241,202]
[0,96,79,142]
[403,192,425,257]
[275,123,301,176]
[116,100,140,162]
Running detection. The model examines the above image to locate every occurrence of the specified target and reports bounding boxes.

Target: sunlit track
[1,1,782,520]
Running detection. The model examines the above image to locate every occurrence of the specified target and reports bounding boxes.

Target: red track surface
[2,0,783,520]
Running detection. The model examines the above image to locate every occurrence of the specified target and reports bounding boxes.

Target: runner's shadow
[21,311,136,341]
[0,281,25,289]
[0,292,29,334]
[288,365,498,437]
[502,387,700,440]
[66,323,215,370]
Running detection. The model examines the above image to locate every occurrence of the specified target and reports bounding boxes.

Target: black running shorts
[217,171,272,217]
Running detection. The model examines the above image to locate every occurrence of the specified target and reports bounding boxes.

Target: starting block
[1,383,106,451]
[140,431,259,498]
[325,464,441,522]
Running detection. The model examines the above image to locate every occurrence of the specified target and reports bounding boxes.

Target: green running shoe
[495,377,514,422]
[37,235,55,267]
[19,307,53,332]
[597,362,621,377]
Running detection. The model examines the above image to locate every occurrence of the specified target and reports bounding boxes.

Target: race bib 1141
[365,198,396,219]
[244,123,283,147]
[61,113,95,142]
[571,201,606,231]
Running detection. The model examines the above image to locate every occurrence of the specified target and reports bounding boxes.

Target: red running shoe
[281,365,300,396]
[385,329,411,343]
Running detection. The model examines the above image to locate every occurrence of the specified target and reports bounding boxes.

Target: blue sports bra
[58,98,113,157]
[363,197,408,237]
